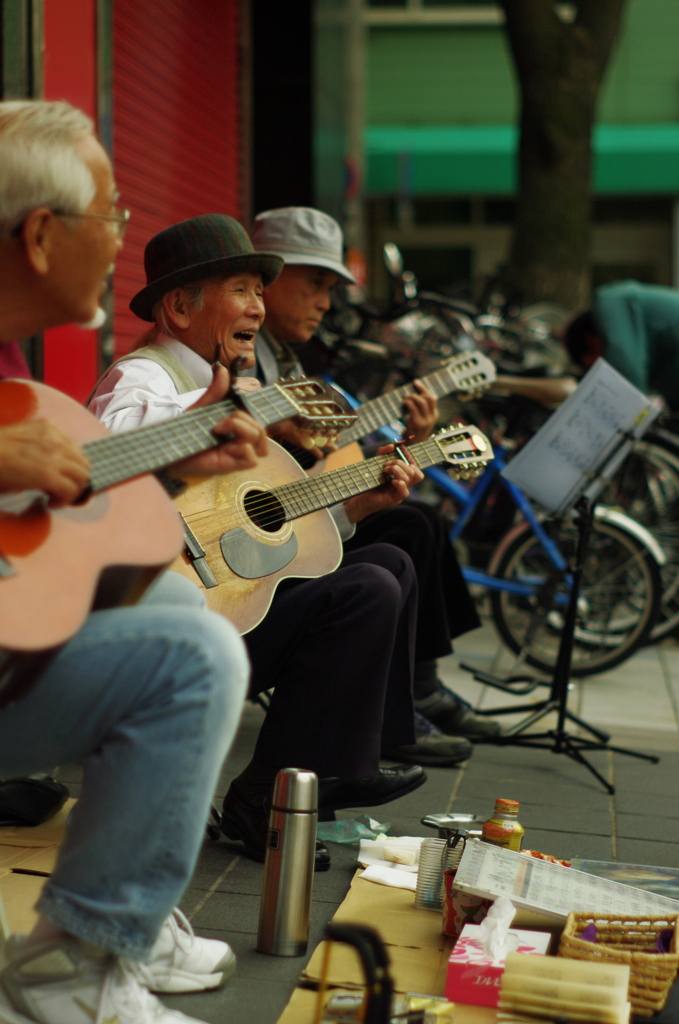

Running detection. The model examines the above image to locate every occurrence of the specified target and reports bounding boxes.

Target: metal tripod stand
[465,498,659,795]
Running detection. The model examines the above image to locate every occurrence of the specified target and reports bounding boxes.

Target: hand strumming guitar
[267,418,337,464]
[402,379,438,444]
[343,444,423,524]
[0,420,90,507]
[168,364,268,479]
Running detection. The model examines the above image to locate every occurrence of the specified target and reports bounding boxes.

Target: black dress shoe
[318,764,426,818]
[220,784,331,871]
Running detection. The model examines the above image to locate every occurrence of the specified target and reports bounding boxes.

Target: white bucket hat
[250,207,357,284]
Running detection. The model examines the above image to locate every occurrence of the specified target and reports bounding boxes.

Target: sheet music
[501,360,658,514]
[454,841,679,920]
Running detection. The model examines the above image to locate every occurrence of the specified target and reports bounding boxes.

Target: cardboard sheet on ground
[303,875,454,995]
[276,986,497,1024]
[0,798,73,933]
[278,870,563,1024]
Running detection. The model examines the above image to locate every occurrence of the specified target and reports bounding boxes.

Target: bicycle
[325,381,663,678]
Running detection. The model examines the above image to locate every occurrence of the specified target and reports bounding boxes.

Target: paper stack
[497,952,631,1024]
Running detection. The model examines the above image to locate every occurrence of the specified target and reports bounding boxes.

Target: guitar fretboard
[270,436,461,520]
[337,356,489,446]
[84,386,298,492]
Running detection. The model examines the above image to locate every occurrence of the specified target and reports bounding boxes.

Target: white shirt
[88,334,356,540]
[89,336,211,431]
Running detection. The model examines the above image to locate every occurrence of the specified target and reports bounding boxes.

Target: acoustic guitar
[322,349,496,472]
[0,376,356,651]
[172,424,493,634]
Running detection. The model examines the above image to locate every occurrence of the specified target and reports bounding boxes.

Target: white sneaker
[140,909,236,994]
[0,934,205,1024]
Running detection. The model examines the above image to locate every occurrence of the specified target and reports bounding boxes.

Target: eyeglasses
[10,206,131,239]
[56,207,131,239]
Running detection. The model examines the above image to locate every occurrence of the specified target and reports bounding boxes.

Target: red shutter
[41,0,99,402]
[112,0,242,354]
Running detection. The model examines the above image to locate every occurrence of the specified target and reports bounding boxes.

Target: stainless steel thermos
[256,767,318,956]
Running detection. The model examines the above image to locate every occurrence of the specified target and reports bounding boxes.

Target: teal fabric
[594,281,679,411]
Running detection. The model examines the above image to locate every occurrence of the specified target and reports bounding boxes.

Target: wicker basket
[558,912,679,1017]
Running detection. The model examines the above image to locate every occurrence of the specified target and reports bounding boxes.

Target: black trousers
[245,543,417,779]
[343,501,480,663]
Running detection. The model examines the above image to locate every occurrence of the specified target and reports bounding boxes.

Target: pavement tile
[616,838,679,868]
[519,804,611,835]
[455,774,611,810]
[163,975,295,1024]
[616,812,679,843]
[519,828,613,861]
[191,891,261,934]
[614,789,679,816]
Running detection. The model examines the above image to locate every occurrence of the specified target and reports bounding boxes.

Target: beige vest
[88,343,199,405]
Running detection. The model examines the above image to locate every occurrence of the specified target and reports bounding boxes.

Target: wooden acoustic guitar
[0,376,356,651]
[172,424,493,634]
[321,349,496,472]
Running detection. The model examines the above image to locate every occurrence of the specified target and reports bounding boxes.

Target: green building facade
[317,0,679,297]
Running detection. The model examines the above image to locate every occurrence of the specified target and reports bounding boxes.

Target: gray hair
[0,100,96,238]
[151,281,207,336]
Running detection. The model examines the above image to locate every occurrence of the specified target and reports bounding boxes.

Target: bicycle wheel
[599,440,679,641]
[489,514,661,677]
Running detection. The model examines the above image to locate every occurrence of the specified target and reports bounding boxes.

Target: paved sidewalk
[59,619,679,1024]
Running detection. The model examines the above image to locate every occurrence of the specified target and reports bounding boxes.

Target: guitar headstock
[276,377,358,446]
[443,351,496,398]
[430,424,494,480]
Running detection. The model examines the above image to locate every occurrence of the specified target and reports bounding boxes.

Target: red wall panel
[41,0,99,402]
[112,0,242,354]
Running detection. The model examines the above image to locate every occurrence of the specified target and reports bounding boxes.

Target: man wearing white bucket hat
[250,207,502,752]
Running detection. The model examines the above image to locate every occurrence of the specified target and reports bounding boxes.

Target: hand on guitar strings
[266,418,338,464]
[0,420,90,507]
[169,364,268,478]
[343,444,423,524]
[402,379,438,444]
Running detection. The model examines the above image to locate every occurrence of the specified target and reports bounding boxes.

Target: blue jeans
[0,573,248,958]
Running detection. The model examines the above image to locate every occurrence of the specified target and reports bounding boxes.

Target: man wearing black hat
[90,213,432,868]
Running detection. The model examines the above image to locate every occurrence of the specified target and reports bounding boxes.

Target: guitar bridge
[180,515,218,589]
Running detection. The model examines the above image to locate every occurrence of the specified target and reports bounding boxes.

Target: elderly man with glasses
[0,99,274,1024]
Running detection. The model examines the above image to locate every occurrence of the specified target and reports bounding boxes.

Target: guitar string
[84,381,348,489]
[339,356,488,443]
[206,447,425,534]
[226,438,483,531]
[86,366,483,487]
[228,433,481,518]
[188,439,485,537]
[83,381,330,472]
[86,387,349,482]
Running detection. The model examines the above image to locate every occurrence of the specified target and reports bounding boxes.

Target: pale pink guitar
[0,377,356,651]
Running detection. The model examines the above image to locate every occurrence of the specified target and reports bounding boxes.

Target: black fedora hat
[130,213,284,321]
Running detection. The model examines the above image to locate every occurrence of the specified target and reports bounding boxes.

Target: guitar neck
[270,438,445,521]
[336,369,453,446]
[83,385,298,493]
[336,356,486,446]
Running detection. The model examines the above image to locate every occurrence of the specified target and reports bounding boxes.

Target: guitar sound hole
[243,489,286,533]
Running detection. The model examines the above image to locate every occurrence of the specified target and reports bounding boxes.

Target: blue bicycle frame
[325,377,569,599]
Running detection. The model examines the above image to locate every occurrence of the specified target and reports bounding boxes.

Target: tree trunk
[499,0,626,308]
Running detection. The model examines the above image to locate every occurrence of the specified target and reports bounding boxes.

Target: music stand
[461,361,661,794]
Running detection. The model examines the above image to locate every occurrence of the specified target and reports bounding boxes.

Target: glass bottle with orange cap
[482,798,525,851]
